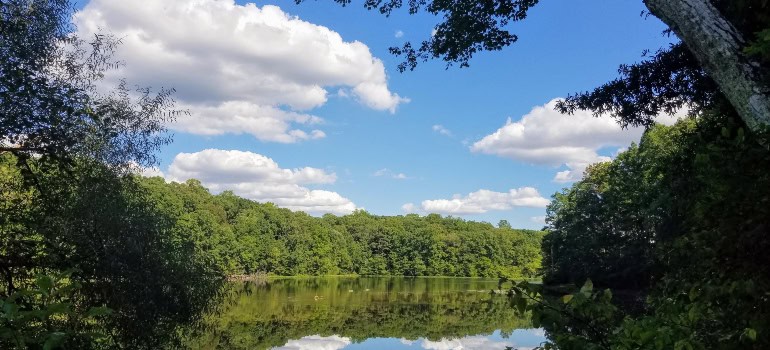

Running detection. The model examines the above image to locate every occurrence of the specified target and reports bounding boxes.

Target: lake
[186,276,547,350]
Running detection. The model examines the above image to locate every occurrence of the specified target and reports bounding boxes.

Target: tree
[1,1,221,348]
[644,0,770,133]
[0,0,177,170]
[534,112,770,349]
[302,0,770,134]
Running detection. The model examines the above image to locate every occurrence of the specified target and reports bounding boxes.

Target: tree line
[140,176,544,278]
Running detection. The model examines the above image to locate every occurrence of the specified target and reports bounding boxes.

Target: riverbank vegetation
[139,176,544,278]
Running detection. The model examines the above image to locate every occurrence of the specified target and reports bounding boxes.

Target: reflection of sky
[273,335,352,350]
[271,329,546,350]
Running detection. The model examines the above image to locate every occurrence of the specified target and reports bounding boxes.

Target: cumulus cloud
[274,335,351,350]
[403,187,549,215]
[373,168,409,180]
[552,157,612,183]
[432,124,453,137]
[74,0,407,142]
[471,98,683,182]
[174,102,326,143]
[163,149,356,215]
[139,166,165,178]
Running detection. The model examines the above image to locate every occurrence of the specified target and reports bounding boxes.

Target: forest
[139,175,544,278]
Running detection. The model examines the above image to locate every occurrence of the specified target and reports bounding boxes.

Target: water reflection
[185,277,545,350]
[274,330,544,350]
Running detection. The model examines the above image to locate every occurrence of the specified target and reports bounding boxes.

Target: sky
[71,0,677,229]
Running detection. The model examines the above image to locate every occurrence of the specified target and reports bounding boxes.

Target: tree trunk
[645,0,770,133]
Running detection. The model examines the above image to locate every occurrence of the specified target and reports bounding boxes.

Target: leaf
[86,306,112,317]
[687,306,698,322]
[688,286,699,302]
[562,294,574,303]
[43,332,67,350]
[47,302,71,314]
[580,279,593,295]
[602,289,612,302]
[745,328,757,341]
[35,275,54,293]
[516,295,527,314]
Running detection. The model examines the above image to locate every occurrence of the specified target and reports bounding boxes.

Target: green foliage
[538,110,770,349]
[0,270,112,349]
[0,155,225,349]
[0,0,177,170]
[1,1,222,348]
[139,177,545,279]
[295,0,540,72]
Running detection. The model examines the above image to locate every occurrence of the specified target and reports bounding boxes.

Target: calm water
[186,277,546,350]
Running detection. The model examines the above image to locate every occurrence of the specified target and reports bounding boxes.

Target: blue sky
[73,0,675,229]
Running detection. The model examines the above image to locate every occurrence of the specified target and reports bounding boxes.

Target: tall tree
[1,1,220,348]
[644,0,770,133]
[303,0,770,133]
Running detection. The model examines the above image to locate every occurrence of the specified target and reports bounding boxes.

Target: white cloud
[471,98,683,182]
[420,336,514,350]
[404,187,549,215]
[139,166,165,178]
[373,168,409,180]
[552,157,611,183]
[163,149,356,215]
[530,216,547,225]
[402,203,418,213]
[274,335,351,350]
[174,102,326,143]
[432,124,453,137]
[74,0,407,142]
[395,30,404,38]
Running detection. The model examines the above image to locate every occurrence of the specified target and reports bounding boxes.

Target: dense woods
[140,176,544,278]
[534,113,770,349]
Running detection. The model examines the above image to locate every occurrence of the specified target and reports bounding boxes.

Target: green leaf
[562,294,574,303]
[602,289,612,302]
[86,306,112,317]
[580,279,593,295]
[47,302,71,314]
[687,306,698,322]
[35,275,54,293]
[516,295,527,314]
[43,332,67,350]
[688,286,699,302]
[745,328,757,341]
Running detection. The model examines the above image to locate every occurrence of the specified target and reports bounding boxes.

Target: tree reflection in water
[183,277,545,350]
